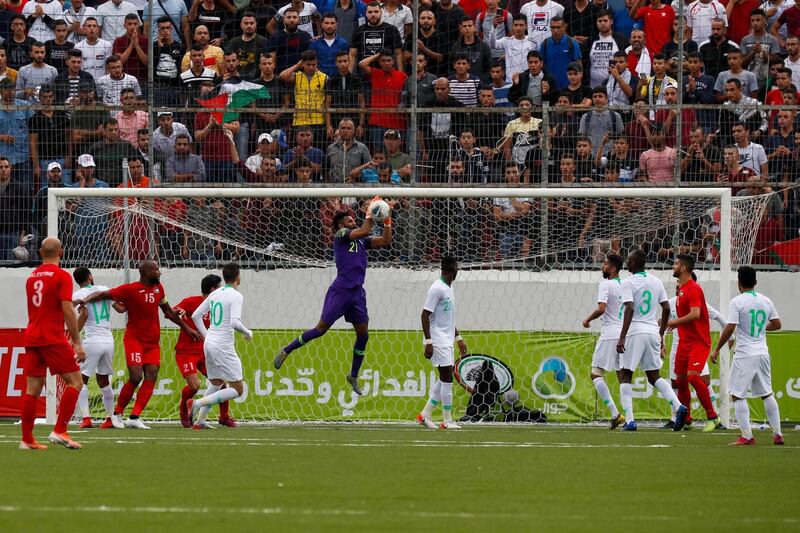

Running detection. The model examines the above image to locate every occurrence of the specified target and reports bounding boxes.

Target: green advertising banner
[86,330,800,423]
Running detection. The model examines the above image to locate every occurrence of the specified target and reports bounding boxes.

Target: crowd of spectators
[0,0,799,265]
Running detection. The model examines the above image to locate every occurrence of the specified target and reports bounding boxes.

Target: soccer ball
[369,199,391,222]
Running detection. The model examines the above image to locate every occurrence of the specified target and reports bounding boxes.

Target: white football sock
[440,381,453,423]
[421,379,442,418]
[734,399,752,439]
[77,384,90,418]
[196,384,222,424]
[670,388,678,422]
[620,383,634,423]
[653,378,681,412]
[100,385,115,417]
[764,395,782,436]
[592,376,619,418]
[707,382,718,412]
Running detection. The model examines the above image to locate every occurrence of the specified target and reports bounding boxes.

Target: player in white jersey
[190,263,253,429]
[417,257,468,430]
[616,249,688,431]
[582,255,625,429]
[72,267,125,429]
[663,272,728,429]
[712,266,783,446]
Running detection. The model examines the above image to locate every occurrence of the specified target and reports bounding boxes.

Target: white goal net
[48,187,775,425]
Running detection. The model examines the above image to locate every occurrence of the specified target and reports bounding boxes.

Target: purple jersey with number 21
[331,228,372,289]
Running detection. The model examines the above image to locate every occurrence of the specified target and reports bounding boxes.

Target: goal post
[46,186,758,426]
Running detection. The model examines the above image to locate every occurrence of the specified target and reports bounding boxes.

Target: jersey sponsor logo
[454,354,514,394]
[531,356,576,400]
[532,12,548,26]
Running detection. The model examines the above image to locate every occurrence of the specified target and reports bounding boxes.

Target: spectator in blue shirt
[0,77,34,188]
[539,16,582,90]
[310,12,350,76]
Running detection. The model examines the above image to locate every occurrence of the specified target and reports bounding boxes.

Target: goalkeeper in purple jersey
[274,198,393,395]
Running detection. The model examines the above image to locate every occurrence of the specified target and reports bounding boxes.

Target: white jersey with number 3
[423,278,455,347]
[73,285,114,343]
[192,285,252,351]
[727,291,779,359]
[597,278,624,340]
[620,272,668,336]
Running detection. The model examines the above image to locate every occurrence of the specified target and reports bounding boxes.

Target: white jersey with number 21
[727,290,779,359]
[620,272,668,336]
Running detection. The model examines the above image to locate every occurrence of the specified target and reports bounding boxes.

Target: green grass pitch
[1,424,797,532]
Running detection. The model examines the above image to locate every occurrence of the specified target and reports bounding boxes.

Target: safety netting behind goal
[52,188,776,423]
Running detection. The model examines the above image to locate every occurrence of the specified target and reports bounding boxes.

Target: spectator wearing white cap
[245,132,282,174]
[31,161,66,250]
[69,154,109,188]
[152,111,191,160]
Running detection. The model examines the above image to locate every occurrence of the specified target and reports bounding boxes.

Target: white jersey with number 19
[72,285,113,343]
[620,272,668,336]
[727,291,779,359]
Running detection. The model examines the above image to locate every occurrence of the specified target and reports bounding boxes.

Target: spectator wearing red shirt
[456,0,487,19]
[722,0,760,43]
[112,13,148,79]
[358,48,408,150]
[770,0,800,47]
[630,0,675,58]
[194,80,239,183]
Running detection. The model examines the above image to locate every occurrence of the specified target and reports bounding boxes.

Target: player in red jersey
[667,254,722,432]
[21,237,86,450]
[75,260,201,429]
[173,274,237,428]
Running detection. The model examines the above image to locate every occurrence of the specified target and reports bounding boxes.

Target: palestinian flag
[196,82,270,123]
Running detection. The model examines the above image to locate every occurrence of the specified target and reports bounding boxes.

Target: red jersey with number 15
[108,282,167,345]
[676,279,711,346]
[174,295,208,356]
[24,264,74,347]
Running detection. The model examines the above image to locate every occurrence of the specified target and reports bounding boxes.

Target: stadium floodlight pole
[408,0,419,184]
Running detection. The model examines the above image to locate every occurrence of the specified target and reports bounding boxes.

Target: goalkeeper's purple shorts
[320,285,369,326]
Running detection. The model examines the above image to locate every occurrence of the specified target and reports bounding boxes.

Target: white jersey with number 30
[73,285,113,343]
[727,291,779,359]
[620,272,668,336]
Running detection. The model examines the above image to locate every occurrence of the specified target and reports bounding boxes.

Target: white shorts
[80,341,114,377]
[668,344,710,380]
[621,333,663,372]
[591,339,619,372]
[729,355,772,398]
[430,345,454,368]
[204,344,243,382]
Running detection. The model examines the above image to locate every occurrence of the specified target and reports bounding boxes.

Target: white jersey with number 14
[72,285,113,343]
[620,272,668,336]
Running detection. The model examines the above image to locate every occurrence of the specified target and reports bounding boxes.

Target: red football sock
[220,400,230,419]
[116,382,136,414]
[21,393,38,443]
[55,386,79,433]
[676,377,692,423]
[181,385,195,405]
[689,374,717,419]
[131,380,155,417]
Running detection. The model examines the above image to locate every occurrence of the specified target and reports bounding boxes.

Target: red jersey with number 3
[676,279,711,346]
[174,295,208,356]
[24,264,74,347]
[109,282,167,345]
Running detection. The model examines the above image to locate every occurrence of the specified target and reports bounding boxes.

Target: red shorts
[176,352,207,377]
[24,343,80,377]
[124,339,161,367]
[674,342,711,376]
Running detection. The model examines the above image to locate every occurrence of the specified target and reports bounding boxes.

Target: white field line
[0,505,796,525]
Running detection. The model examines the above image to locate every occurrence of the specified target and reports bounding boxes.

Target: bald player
[21,237,86,450]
